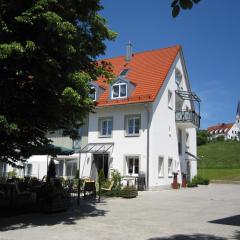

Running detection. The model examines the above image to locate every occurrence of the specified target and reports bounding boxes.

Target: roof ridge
[99,45,181,61]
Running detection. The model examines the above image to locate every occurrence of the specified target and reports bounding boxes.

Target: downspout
[145,103,150,189]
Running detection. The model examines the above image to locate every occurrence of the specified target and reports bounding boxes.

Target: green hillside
[197,141,240,181]
[198,141,240,169]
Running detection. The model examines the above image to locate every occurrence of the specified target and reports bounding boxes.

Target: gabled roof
[207,123,234,133]
[96,45,181,107]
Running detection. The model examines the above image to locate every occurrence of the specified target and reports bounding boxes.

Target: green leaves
[0,0,116,166]
[171,0,201,17]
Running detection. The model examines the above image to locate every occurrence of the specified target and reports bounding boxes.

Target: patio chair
[83,181,96,199]
[101,181,114,191]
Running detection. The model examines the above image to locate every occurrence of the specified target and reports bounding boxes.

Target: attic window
[112,82,127,99]
[175,69,182,88]
[119,69,129,77]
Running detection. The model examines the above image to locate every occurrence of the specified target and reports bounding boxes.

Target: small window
[168,158,173,177]
[112,82,127,99]
[175,69,182,88]
[158,156,164,178]
[25,164,32,176]
[125,115,141,136]
[186,132,189,149]
[89,86,96,101]
[126,156,139,175]
[168,90,173,109]
[178,129,182,155]
[99,118,113,137]
[119,69,129,76]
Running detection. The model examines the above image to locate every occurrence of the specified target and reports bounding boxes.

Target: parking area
[0,184,240,240]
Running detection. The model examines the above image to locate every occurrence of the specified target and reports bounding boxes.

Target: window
[186,132,189,149]
[112,82,127,99]
[99,118,113,137]
[56,161,64,177]
[126,156,139,175]
[125,115,141,136]
[175,69,182,88]
[119,69,129,76]
[178,129,182,155]
[168,90,173,109]
[158,156,164,177]
[89,86,96,101]
[66,160,77,178]
[168,158,173,177]
[25,164,32,176]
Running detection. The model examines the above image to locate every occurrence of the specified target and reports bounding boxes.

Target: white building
[2,44,201,188]
[207,101,240,141]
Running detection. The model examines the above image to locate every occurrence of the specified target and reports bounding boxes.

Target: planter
[121,186,138,198]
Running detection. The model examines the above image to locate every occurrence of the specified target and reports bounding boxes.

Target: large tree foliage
[0,0,116,166]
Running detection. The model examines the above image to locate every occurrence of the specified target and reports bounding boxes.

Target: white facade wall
[149,53,197,187]
[87,104,148,179]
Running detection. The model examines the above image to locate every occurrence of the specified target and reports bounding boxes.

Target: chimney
[125,41,132,62]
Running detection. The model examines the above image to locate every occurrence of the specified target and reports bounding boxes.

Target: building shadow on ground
[148,234,228,240]
[0,198,108,232]
[209,215,240,227]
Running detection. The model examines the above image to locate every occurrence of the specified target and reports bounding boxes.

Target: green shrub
[111,169,122,189]
[7,170,17,178]
[193,175,210,185]
[121,186,138,198]
[187,181,198,188]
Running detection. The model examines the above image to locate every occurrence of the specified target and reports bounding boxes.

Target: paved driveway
[0,184,240,240]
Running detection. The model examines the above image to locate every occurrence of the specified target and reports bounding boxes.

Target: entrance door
[93,154,109,180]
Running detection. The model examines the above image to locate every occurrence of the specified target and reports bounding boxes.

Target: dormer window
[112,82,127,99]
[89,86,96,101]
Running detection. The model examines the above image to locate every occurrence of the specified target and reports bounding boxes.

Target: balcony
[175,110,200,128]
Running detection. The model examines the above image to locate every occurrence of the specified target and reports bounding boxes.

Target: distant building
[207,101,240,141]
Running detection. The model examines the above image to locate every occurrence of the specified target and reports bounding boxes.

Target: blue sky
[100,0,240,129]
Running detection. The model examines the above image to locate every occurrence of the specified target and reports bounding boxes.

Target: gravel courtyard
[0,184,239,240]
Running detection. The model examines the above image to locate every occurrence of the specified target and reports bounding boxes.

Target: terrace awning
[78,142,114,154]
[175,90,201,102]
[185,151,201,161]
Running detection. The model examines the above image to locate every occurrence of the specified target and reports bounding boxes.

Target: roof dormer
[89,82,105,102]
[111,78,128,99]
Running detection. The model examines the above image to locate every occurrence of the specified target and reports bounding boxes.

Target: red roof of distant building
[207,123,234,133]
[95,45,181,107]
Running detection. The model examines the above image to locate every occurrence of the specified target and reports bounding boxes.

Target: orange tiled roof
[207,123,234,133]
[95,45,181,107]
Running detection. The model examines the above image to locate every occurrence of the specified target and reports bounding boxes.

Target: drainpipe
[145,103,150,189]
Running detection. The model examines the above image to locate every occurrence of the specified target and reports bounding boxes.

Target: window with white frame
[126,156,139,175]
[175,69,182,88]
[168,158,173,177]
[66,160,77,178]
[25,164,32,176]
[158,156,164,177]
[125,115,140,136]
[112,82,127,99]
[99,117,113,137]
[168,90,173,109]
[89,86,96,101]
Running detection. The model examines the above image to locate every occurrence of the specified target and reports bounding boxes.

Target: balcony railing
[175,110,200,128]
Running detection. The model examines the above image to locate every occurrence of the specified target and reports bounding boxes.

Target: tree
[197,129,208,146]
[0,0,116,167]
[171,0,201,17]
[47,158,56,181]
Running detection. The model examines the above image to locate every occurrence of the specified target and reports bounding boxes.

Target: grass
[198,141,240,169]
[197,141,240,181]
[198,169,240,181]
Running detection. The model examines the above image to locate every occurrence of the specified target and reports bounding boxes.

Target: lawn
[198,168,240,181]
[198,141,240,169]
